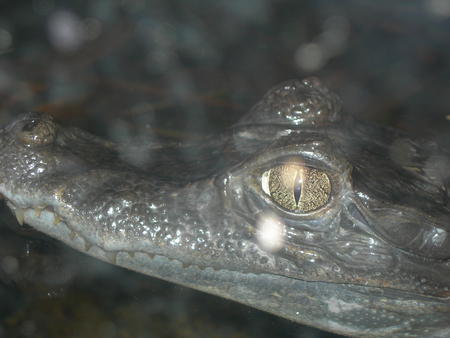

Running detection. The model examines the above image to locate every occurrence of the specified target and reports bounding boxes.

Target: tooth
[34,207,41,218]
[70,229,78,239]
[147,253,155,259]
[105,251,117,264]
[34,205,47,218]
[14,207,25,225]
[54,214,63,225]
[127,252,134,258]
[85,242,92,251]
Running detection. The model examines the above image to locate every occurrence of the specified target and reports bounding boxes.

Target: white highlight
[326,297,363,314]
[261,170,270,195]
[47,11,102,53]
[47,11,82,53]
[295,43,323,72]
[425,0,450,17]
[256,212,285,252]
[295,15,349,72]
[0,28,12,50]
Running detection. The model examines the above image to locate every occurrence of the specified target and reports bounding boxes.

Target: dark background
[0,0,450,337]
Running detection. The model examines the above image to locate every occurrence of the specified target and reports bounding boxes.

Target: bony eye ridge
[262,164,331,212]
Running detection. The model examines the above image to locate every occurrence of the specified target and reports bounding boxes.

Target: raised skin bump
[0,77,449,337]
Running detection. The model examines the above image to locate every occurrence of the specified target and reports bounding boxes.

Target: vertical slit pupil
[294,169,302,205]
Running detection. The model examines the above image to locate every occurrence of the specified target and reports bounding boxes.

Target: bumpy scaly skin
[1,78,450,337]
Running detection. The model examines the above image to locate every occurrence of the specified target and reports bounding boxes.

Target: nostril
[348,203,369,226]
[18,119,57,147]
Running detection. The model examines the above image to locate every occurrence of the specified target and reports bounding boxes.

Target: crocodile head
[1,78,450,337]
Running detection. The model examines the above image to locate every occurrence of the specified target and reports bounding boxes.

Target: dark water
[0,1,450,337]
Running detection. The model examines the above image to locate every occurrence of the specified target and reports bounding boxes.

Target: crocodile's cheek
[369,209,450,259]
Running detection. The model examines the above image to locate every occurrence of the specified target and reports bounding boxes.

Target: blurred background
[0,0,450,337]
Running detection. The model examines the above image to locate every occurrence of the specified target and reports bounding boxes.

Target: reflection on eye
[262,165,331,212]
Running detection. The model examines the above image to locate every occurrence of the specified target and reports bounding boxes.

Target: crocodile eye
[262,165,331,212]
[19,119,57,147]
